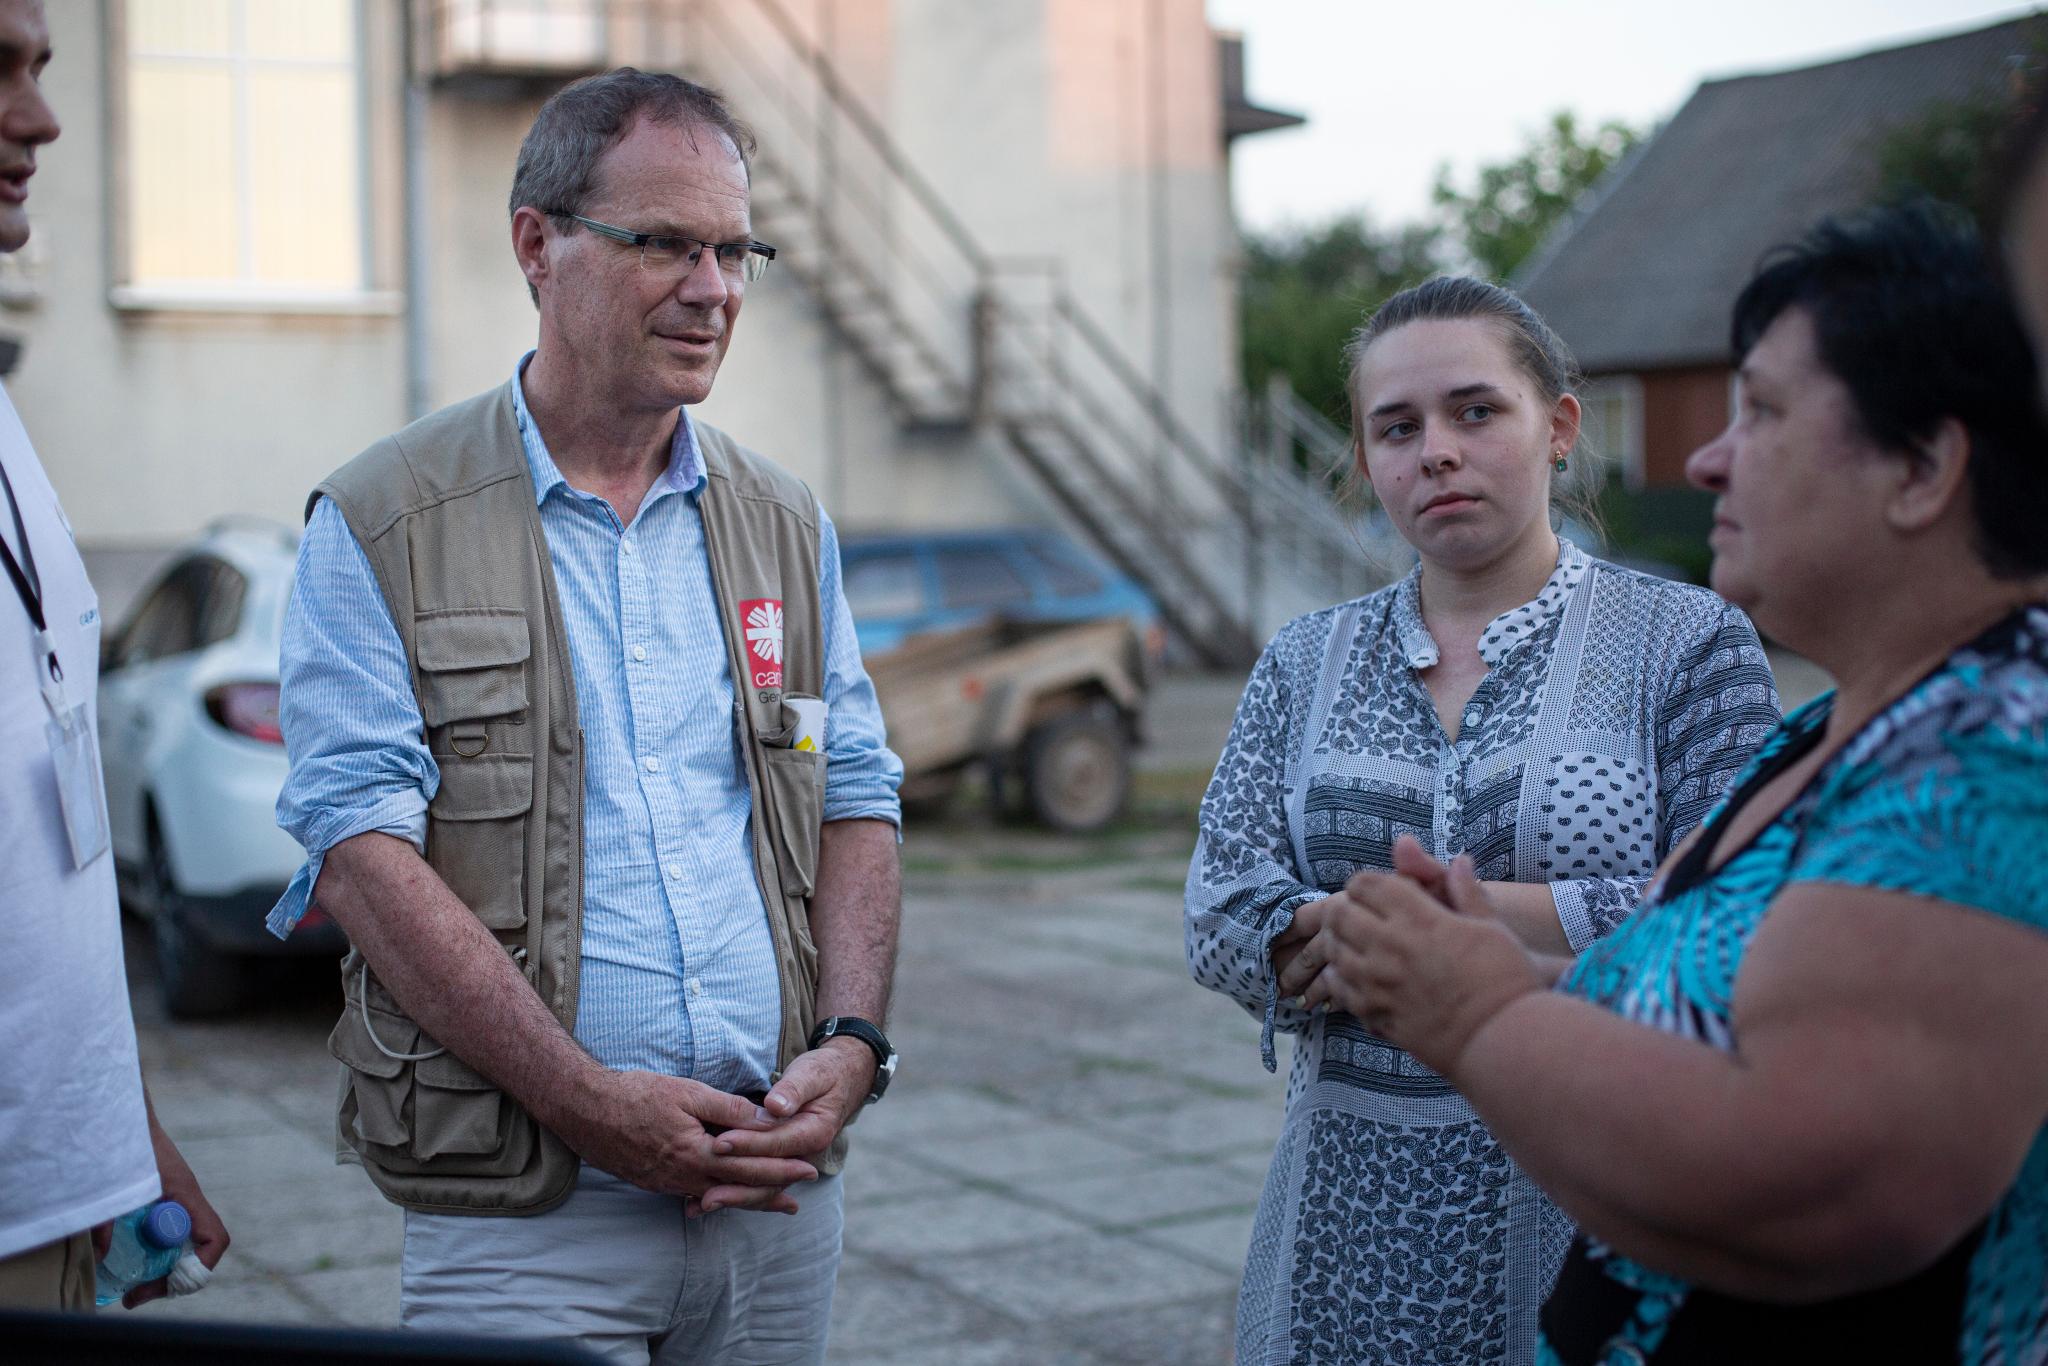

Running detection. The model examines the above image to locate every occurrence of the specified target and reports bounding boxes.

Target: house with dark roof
[1519,14,2044,490]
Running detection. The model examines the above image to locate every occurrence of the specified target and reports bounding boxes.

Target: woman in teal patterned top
[1274,202,2048,1363]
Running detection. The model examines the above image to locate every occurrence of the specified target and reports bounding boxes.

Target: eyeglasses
[564,214,776,283]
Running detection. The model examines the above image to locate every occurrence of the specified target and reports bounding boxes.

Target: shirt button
[642,755,661,773]
[621,540,636,556]
[665,863,683,881]
[686,978,703,1000]
[632,644,648,662]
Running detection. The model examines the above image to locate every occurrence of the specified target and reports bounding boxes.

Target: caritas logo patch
[741,598,784,691]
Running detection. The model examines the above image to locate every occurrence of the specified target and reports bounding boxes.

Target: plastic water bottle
[94,1200,192,1307]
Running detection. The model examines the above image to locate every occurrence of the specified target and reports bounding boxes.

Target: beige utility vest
[316,384,833,1216]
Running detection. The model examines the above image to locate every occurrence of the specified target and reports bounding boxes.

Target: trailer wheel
[1021,706,1130,833]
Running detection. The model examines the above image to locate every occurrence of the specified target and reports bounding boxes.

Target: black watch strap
[808,1016,896,1103]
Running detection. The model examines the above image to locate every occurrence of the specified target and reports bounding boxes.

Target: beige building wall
[18,0,1251,572]
[14,0,410,553]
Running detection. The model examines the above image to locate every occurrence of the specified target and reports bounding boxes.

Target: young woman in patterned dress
[1185,277,1780,1364]
[1289,207,2048,1364]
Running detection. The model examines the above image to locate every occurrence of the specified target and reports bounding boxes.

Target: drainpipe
[1147,0,1171,518]
[819,0,847,517]
[402,0,432,419]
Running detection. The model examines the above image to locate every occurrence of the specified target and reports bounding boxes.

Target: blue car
[838,529,1164,660]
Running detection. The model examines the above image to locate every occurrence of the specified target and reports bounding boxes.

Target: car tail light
[205,682,284,745]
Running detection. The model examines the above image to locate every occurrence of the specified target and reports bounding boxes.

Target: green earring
[1553,452,1569,474]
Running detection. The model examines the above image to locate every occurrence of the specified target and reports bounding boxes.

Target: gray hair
[509,67,757,302]
[1344,276,1582,432]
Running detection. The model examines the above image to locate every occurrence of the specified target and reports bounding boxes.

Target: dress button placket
[1436,753,1462,857]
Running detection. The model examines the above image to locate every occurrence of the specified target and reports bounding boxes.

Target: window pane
[124,0,363,293]
[842,554,925,620]
[127,63,239,284]
[248,69,361,287]
[122,562,207,664]
[246,1,352,62]
[935,549,1031,612]
[198,562,246,646]
[128,0,233,55]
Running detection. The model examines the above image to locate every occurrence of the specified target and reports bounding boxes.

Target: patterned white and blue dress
[1186,541,1779,1365]
[1540,603,2048,1365]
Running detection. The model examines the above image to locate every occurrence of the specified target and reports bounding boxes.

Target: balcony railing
[424,0,611,84]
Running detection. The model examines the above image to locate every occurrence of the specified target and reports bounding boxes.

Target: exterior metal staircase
[469,0,1389,666]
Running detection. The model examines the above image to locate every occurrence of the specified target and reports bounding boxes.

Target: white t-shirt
[0,382,158,1259]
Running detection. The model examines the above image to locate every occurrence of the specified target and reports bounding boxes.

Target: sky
[1208,1,2039,235]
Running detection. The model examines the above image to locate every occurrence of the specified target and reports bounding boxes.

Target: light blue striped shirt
[271,360,902,1093]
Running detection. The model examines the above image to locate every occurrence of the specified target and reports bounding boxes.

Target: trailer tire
[1021,705,1130,833]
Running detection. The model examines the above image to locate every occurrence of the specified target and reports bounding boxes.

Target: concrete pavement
[127,810,1275,1364]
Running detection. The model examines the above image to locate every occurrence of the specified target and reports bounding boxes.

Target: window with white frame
[1579,375,1645,490]
[119,0,367,303]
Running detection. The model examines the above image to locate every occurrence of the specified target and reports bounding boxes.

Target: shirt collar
[1388,536,1591,670]
[509,351,706,508]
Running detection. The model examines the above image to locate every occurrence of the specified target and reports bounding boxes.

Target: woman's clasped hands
[1273,834,1552,1074]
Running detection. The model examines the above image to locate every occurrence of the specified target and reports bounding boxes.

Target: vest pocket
[415,609,531,728]
[759,746,825,898]
[328,999,414,1150]
[412,1053,505,1160]
[427,753,533,930]
[328,957,536,1178]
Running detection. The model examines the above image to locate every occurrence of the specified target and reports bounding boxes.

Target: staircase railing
[1250,378,1414,599]
[576,0,1382,664]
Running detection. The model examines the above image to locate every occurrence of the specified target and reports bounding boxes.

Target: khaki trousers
[402,1164,844,1365]
[0,1229,95,1312]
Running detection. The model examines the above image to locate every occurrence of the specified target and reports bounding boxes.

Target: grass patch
[897,763,1206,879]
[1121,1202,1258,1232]
[1180,1075,1271,1102]
[965,1080,1028,1109]
[1072,1054,1167,1079]
[1130,764,1213,815]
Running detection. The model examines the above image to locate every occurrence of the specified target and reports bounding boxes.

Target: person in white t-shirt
[0,0,228,1313]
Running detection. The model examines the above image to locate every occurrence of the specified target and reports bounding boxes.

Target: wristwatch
[808,1016,897,1104]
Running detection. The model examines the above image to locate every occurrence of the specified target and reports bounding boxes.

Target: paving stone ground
[122,684,1276,1363]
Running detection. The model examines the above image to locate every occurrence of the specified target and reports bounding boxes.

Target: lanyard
[0,455,63,699]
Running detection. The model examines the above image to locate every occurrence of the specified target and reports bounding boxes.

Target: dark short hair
[1345,276,1583,426]
[509,68,756,303]
[1730,202,2048,578]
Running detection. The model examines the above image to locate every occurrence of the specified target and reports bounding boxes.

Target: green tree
[1239,214,1442,426]
[1873,81,2031,214]
[1433,110,1642,281]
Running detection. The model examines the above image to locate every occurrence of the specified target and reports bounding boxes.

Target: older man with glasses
[266,68,903,1363]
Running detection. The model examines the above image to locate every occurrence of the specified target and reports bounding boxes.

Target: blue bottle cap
[142,1201,192,1249]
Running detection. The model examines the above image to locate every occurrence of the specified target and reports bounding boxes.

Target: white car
[97,520,343,1016]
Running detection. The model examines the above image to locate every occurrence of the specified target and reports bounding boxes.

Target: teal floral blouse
[1540,604,2048,1365]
